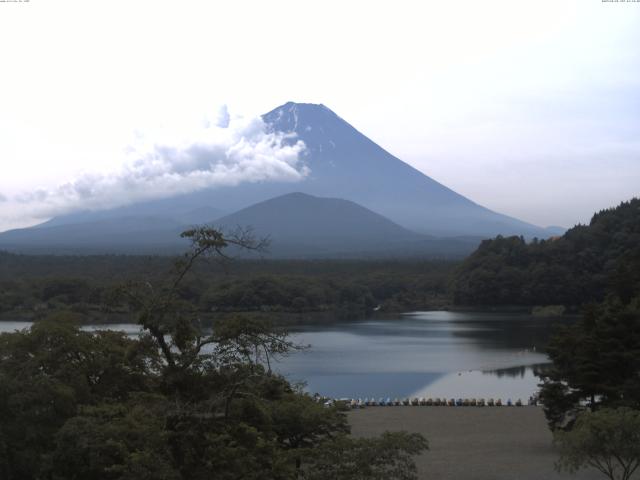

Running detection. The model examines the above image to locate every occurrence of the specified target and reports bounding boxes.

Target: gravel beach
[348,407,605,480]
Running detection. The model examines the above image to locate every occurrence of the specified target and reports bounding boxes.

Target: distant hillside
[0,217,188,254]
[215,192,480,258]
[0,193,481,258]
[451,198,640,306]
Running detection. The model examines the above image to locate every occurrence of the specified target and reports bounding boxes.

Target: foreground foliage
[0,227,427,479]
[305,432,428,480]
[555,407,640,480]
[538,297,640,429]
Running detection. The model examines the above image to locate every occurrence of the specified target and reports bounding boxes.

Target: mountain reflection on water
[0,311,570,400]
[278,311,571,399]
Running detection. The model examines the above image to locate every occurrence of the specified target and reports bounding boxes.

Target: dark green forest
[0,254,453,324]
[539,295,640,430]
[451,198,640,307]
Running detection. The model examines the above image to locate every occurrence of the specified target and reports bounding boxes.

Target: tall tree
[555,407,640,480]
[539,297,640,429]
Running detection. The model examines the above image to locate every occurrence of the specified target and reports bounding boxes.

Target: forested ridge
[451,198,640,307]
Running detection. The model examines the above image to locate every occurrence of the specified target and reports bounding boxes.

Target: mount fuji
[0,102,557,256]
[261,102,549,237]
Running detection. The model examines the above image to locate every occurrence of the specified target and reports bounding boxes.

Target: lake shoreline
[0,304,576,326]
[2,312,562,400]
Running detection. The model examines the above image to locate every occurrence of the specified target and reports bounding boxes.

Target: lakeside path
[348,407,604,480]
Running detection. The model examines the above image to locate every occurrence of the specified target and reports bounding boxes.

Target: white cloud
[0,112,307,232]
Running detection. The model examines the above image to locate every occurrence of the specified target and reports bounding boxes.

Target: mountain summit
[261,102,546,237]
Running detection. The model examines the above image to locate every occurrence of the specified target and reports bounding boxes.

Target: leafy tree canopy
[554,407,640,480]
[538,296,640,429]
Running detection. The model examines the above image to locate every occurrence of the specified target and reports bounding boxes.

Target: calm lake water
[0,311,567,401]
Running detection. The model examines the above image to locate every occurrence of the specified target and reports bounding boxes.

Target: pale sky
[1,0,639,232]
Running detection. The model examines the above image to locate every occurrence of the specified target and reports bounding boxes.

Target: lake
[0,311,566,401]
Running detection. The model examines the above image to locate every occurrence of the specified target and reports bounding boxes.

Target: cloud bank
[1,111,307,231]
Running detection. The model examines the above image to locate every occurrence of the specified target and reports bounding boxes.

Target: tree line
[451,198,640,307]
[0,254,453,323]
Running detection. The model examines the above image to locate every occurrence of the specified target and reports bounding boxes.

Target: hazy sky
[1,0,639,231]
